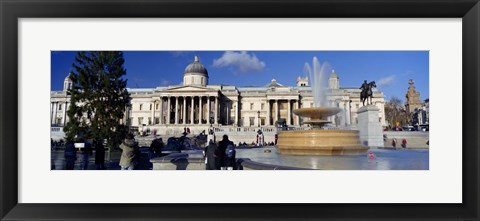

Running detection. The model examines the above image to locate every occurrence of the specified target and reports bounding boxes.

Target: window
[58,104,62,110]
[261,117,266,126]
[155,117,160,124]
[138,117,143,125]
[250,103,254,110]
[249,117,255,126]
[261,103,265,110]
[156,103,159,110]
[201,78,204,85]
[150,104,152,110]
[148,117,152,125]
[139,104,143,111]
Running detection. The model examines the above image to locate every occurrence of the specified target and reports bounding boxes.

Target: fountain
[277,57,369,155]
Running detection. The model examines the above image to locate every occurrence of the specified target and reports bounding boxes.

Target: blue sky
[51,51,429,102]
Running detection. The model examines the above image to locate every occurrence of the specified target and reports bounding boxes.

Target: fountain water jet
[277,57,369,155]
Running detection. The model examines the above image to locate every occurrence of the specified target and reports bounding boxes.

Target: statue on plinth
[360,80,376,106]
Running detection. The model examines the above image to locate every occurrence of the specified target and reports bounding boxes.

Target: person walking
[392,138,397,148]
[94,139,105,170]
[119,133,139,170]
[64,139,77,170]
[216,135,234,170]
[204,139,218,170]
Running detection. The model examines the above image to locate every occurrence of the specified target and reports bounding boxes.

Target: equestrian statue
[359,80,376,106]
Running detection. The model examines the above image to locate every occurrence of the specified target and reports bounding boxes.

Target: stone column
[65,102,70,125]
[198,96,203,125]
[287,99,291,126]
[159,97,163,124]
[175,96,179,124]
[52,102,58,125]
[267,100,271,126]
[191,96,194,124]
[206,96,210,125]
[63,102,67,126]
[183,96,187,125]
[346,100,351,126]
[167,96,171,124]
[297,100,301,125]
[235,100,239,126]
[226,101,230,125]
[275,100,279,123]
[214,96,218,125]
[151,100,155,125]
[51,102,54,124]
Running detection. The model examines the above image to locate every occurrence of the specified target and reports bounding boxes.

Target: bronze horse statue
[360,81,376,106]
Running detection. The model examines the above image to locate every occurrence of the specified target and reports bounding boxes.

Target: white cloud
[160,79,171,86]
[377,75,396,87]
[212,51,266,73]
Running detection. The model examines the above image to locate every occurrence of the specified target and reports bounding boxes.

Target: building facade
[51,56,386,141]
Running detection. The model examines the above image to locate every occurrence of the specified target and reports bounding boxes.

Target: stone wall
[383,131,429,149]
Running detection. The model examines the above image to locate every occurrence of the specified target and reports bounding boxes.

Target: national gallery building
[51,56,386,141]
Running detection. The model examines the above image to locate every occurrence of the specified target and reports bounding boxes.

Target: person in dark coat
[204,140,218,170]
[149,137,164,157]
[81,139,92,170]
[64,139,77,170]
[216,135,234,170]
[94,139,105,170]
[225,143,236,170]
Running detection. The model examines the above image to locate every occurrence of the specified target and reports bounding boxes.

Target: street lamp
[257,110,260,127]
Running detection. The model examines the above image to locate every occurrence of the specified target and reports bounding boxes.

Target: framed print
[1,0,479,220]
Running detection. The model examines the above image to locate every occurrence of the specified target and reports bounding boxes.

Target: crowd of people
[204,135,236,170]
[63,138,106,170]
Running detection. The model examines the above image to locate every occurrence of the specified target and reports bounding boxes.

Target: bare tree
[385,97,408,129]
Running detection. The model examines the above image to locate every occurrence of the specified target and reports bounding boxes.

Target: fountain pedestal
[277,107,369,155]
[357,105,384,147]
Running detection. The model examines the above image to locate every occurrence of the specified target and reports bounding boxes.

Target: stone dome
[184,56,208,76]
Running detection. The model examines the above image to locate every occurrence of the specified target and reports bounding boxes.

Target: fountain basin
[277,130,369,155]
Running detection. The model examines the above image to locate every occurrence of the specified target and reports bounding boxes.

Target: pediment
[164,85,217,92]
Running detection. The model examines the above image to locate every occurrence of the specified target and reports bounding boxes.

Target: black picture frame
[1,0,479,220]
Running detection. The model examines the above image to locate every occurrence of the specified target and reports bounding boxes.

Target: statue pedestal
[357,105,383,147]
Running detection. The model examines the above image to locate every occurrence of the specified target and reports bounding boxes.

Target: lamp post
[257,110,260,127]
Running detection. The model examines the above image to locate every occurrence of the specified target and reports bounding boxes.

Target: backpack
[226,144,235,158]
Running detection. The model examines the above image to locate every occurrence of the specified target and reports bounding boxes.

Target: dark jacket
[217,139,234,168]
[94,142,105,164]
[205,142,218,170]
[149,139,164,157]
